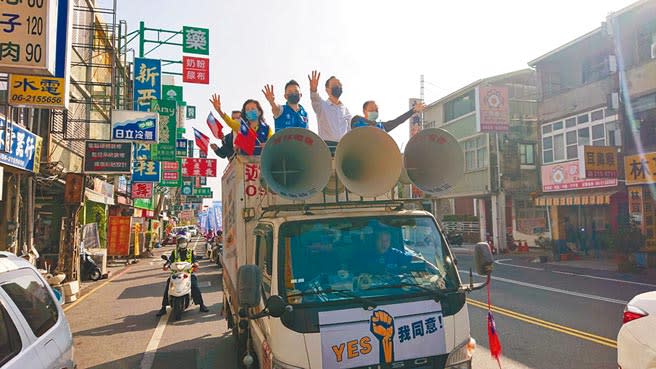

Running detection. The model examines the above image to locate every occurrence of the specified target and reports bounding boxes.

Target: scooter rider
[156,233,209,316]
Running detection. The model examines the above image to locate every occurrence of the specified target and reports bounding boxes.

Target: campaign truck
[220,127,494,369]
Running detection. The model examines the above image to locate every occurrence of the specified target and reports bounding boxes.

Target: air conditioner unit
[651,42,656,59]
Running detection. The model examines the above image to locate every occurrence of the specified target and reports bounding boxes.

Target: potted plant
[612,217,644,272]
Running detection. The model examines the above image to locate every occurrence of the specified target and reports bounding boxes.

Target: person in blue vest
[262,80,309,132]
[351,100,426,132]
[156,233,209,316]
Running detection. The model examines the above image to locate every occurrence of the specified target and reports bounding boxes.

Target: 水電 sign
[84,140,132,174]
[131,182,153,199]
[182,26,209,55]
[181,158,217,177]
[0,116,43,173]
[9,74,66,108]
[182,56,209,84]
[133,58,161,111]
[186,105,196,119]
[111,110,158,143]
[176,139,188,157]
[0,0,58,75]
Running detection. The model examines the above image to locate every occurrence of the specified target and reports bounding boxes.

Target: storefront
[624,151,656,251]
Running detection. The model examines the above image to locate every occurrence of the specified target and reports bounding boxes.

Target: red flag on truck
[487,275,502,368]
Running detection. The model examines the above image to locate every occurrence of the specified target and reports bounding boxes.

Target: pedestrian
[210,94,273,155]
[351,100,426,132]
[262,80,309,132]
[308,70,351,151]
[210,110,239,160]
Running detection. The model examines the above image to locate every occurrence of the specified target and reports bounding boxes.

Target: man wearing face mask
[351,100,426,132]
[210,110,239,160]
[262,80,309,132]
[308,70,352,150]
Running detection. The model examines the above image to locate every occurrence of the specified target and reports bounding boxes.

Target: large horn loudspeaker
[403,128,464,195]
[260,128,332,199]
[335,127,402,197]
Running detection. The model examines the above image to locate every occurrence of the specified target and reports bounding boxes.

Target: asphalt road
[65,237,236,369]
[453,247,656,369]
[64,239,656,369]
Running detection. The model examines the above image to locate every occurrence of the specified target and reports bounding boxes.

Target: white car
[0,252,75,369]
[617,291,656,369]
[186,226,198,237]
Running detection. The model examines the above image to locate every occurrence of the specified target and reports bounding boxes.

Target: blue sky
[113,0,636,199]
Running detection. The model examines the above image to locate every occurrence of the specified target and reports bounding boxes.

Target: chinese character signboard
[151,144,176,162]
[108,216,131,256]
[541,160,617,192]
[176,139,188,158]
[182,26,209,55]
[9,74,65,108]
[132,143,160,182]
[318,300,446,369]
[0,117,42,173]
[182,56,210,84]
[162,85,183,103]
[579,145,618,179]
[160,160,181,187]
[84,141,132,174]
[625,152,656,185]
[133,58,161,111]
[111,110,158,143]
[181,158,217,177]
[186,106,196,119]
[193,187,213,198]
[181,183,193,196]
[476,86,509,132]
[243,162,267,198]
[0,0,58,75]
[131,182,153,199]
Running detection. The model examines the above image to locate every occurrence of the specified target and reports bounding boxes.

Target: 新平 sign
[111,110,158,143]
[133,58,161,111]
[318,300,446,369]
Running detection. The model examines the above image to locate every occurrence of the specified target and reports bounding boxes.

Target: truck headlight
[272,357,304,369]
[445,337,476,368]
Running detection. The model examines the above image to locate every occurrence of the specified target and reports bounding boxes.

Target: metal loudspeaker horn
[260,128,332,199]
[403,128,464,195]
[334,126,402,197]
[399,155,412,184]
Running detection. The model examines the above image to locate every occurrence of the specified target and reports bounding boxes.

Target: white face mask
[367,111,379,121]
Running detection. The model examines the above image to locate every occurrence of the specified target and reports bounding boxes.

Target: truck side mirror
[265,295,290,318]
[238,264,262,308]
[474,242,494,276]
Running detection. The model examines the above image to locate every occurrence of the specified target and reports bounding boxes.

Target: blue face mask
[367,111,379,121]
[245,110,259,121]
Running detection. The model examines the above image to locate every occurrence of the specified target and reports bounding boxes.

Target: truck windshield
[278,215,460,305]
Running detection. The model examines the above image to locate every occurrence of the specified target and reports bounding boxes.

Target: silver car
[0,252,75,369]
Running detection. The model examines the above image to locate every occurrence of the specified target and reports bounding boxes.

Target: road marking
[139,312,168,369]
[459,271,627,305]
[63,266,132,312]
[553,270,656,288]
[495,259,544,271]
[466,298,617,348]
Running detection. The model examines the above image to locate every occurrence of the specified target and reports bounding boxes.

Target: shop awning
[85,188,115,205]
[534,190,618,206]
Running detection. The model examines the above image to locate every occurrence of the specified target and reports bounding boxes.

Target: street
[65,238,236,369]
[64,240,656,369]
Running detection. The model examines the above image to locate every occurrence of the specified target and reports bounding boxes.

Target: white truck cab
[221,128,493,369]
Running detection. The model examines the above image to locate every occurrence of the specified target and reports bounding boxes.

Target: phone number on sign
[11,94,63,105]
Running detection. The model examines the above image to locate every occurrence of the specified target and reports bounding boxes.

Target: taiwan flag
[234,121,257,155]
[206,112,223,139]
[193,128,210,155]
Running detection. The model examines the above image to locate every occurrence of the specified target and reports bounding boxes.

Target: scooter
[81,250,102,281]
[161,255,194,321]
[446,231,464,246]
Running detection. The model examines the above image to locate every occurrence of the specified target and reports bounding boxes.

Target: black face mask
[287,93,300,104]
[331,86,343,98]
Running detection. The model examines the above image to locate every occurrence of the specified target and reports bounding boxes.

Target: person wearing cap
[156,233,209,316]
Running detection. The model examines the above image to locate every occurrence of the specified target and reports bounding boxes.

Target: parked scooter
[161,255,194,321]
[446,231,464,246]
[81,250,102,281]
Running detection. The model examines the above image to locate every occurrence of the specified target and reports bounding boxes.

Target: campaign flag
[234,120,257,155]
[193,128,210,155]
[487,276,502,368]
[206,112,224,139]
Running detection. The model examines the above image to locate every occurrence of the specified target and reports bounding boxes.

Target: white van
[0,252,75,369]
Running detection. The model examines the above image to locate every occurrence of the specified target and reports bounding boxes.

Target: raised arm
[209,93,240,132]
[382,102,426,132]
[262,84,282,118]
[308,70,323,114]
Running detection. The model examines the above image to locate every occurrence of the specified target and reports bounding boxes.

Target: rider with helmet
[156,232,209,316]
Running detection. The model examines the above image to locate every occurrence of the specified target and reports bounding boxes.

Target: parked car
[186,225,198,237]
[617,291,655,369]
[0,251,75,369]
[163,226,188,245]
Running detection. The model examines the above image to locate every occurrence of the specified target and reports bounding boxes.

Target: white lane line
[495,259,544,271]
[459,271,627,305]
[553,270,656,288]
[139,312,168,369]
